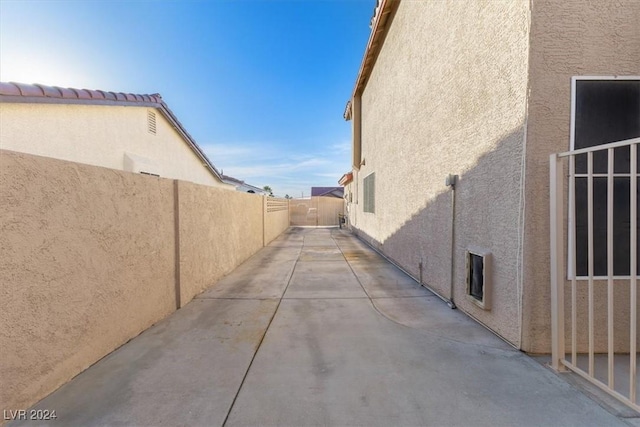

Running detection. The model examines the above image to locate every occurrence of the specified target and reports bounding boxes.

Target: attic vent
[147,110,157,135]
[465,246,492,310]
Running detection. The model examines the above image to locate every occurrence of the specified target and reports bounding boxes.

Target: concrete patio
[11,228,638,426]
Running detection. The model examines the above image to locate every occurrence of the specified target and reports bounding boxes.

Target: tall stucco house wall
[351,0,530,347]
[0,83,233,189]
[347,0,640,352]
[522,0,640,352]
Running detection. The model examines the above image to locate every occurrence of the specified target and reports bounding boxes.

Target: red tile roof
[0,82,163,104]
[0,81,223,182]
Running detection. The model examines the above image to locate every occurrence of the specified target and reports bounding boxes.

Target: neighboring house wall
[0,102,231,189]
[0,150,290,414]
[522,0,640,353]
[351,0,530,347]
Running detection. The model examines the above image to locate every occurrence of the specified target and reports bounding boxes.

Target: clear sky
[0,0,373,197]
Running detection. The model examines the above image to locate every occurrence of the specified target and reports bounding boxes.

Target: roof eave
[339,172,354,186]
[156,102,224,182]
[343,0,400,120]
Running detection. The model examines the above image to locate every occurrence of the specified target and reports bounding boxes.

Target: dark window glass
[573,80,640,276]
[468,254,484,301]
[574,80,640,174]
[574,177,640,276]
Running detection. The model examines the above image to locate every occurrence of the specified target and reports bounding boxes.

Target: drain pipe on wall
[446,174,458,309]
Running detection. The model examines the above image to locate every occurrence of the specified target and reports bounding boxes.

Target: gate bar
[631,144,637,404]
[550,153,565,371]
[588,152,594,376]
[570,155,577,366]
[607,148,614,388]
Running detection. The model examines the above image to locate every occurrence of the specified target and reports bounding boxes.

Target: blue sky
[0,0,373,197]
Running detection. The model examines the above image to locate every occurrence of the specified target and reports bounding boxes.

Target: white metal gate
[550,137,640,411]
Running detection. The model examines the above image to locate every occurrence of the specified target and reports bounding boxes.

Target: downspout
[446,174,458,309]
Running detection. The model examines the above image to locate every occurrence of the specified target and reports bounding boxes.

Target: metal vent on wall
[465,246,492,310]
[147,110,157,135]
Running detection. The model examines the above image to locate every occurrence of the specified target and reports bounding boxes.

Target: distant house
[344,0,639,361]
[311,186,344,199]
[221,174,268,195]
[0,82,233,189]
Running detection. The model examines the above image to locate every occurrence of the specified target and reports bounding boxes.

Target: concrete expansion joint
[221,234,302,426]
[332,231,517,353]
[365,296,516,353]
[330,231,446,338]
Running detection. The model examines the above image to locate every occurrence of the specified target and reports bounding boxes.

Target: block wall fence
[0,149,290,414]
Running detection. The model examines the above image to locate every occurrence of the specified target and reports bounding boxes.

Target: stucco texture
[523,0,640,353]
[177,181,264,305]
[1,150,289,414]
[351,0,530,347]
[0,103,228,189]
[264,199,290,246]
[0,150,176,413]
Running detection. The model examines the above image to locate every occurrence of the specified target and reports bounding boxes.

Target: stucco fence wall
[264,198,290,246]
[0,150,290,414]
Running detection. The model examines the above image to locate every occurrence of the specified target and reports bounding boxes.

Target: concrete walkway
[13,228,636,426]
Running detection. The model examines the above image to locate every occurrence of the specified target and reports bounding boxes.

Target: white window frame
[568,75,640,279]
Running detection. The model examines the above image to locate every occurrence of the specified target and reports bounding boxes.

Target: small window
[468,254,484,301]
[570,77,640,277]
[363,173,375,213]
[465,246,492,310]
[147,110,157,135]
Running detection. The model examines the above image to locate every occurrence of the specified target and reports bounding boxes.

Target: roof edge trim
[343,0,400,120]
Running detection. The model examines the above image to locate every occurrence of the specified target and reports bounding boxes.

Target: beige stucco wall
[522,0,640,353]
[0,150,176,413]
[0,103,230,189]
[177,181,264,305]
[1,150,289,413]
[264,199,291,246]
[350,0,530,347]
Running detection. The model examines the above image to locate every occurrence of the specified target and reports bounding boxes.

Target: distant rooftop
[221,174,266,194]
[311,187,344,198]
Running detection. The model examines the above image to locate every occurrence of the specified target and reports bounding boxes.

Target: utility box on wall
[465,246,492,310]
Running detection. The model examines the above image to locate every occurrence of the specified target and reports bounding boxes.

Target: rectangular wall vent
[147,110,157,135]
[465,246,492,310]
